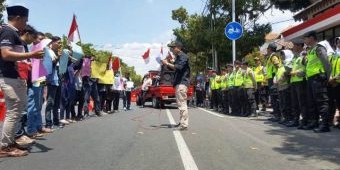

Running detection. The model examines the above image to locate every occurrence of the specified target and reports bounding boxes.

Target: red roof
[282,5,340,40]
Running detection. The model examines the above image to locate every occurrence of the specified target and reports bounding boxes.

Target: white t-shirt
[141,78,152,91]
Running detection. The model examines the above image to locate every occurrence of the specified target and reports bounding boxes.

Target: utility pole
[210,0,218,71]
[232,0,236,63]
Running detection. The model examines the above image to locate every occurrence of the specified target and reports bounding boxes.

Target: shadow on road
[29,143,53,153]
[260,113,340,167]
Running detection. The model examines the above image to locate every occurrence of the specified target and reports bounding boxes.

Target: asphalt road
[0,103,339,170]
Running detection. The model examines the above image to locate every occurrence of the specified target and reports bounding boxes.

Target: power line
[270,18,294,25]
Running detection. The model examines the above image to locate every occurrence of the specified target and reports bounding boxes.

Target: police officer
[328,37,340,128]
[288,39,308,128]
[241,61,257,117]
[253,57,267,111]
[276,50,293,125]
[233,60,244,116]
[227,64,236,115]
[220,67,229,114]
[266,43,281,121]
[209,70,218,110]
[303,31,331,133]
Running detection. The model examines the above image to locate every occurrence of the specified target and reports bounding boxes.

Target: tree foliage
[0,0,5,24]
[269,0,312,12]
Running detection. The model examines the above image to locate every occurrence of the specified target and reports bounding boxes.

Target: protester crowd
[194,33,340,133]
[0,5,134,158]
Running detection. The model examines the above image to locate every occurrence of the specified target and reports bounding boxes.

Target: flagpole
[74,13,82,45]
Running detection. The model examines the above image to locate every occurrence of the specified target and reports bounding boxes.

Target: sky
[6,0,300,75]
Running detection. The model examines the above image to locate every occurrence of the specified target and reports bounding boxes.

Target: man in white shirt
[141,74,152,108]
[112,71,123,112]
[122,73,134,110]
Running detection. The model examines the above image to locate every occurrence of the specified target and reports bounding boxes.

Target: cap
[303,31,317,38]
[167,41,183,48]
[6,5,29,17]
[234,60,242,65]
[291,39,305,46]
[267,42,277,50]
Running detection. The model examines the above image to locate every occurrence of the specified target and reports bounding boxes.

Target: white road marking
[197,108,225,118]
[166,109,199,170]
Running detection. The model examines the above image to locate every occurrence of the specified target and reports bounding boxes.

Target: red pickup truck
[135,67,194,108]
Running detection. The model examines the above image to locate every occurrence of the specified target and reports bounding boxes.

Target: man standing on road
[0,5,44,157]
[162,41,190,130]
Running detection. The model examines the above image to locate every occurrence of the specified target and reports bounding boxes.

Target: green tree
[0,0,5,24]
[269,0,312,12]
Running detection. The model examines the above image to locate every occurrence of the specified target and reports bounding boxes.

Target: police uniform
[289,49,308,128]
[328,53,340,127]
[242,62,257,117]
[220,68,229,114]
[266,43,281,121]
[227,69,236,115]
[253,60,267,111]
[210,72,221,111]
[233,66,244,116]
[304,31,331,132]
[274,61,292,124]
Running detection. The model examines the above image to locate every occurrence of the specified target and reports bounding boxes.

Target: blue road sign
[225,22,243,40]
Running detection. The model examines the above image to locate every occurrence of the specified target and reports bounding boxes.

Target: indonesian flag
[156,46,163,64]
[142,48,150,64]
[112,57,120,71]
[68,15,81,43]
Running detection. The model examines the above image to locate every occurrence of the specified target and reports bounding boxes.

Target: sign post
[225,0,243,63]
[225,22,243,63]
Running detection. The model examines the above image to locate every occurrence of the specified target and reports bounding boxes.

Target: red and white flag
[142,48,150,64]
[156,46,163,64]
[112,57,120,71]
[68,15,81,43]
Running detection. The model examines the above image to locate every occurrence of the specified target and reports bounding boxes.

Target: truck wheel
[152,97,160,109]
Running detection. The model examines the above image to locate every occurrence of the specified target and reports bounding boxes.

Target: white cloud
[99,30,174,76]
[257,8,301,33]
[101,42,170,76]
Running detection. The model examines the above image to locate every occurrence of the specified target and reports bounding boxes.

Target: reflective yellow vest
[254,65,264,83]
[215,75,221,89]
[234,69,244,87]
[265,53,280,79]
[290,56,306,83]
[330,55,340,83]
[210,76,216,90]
[227,71,235,87]
[276,65,288,86]
[306,47,325,78]
[243,68,255,88]
[220,74,228,89]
